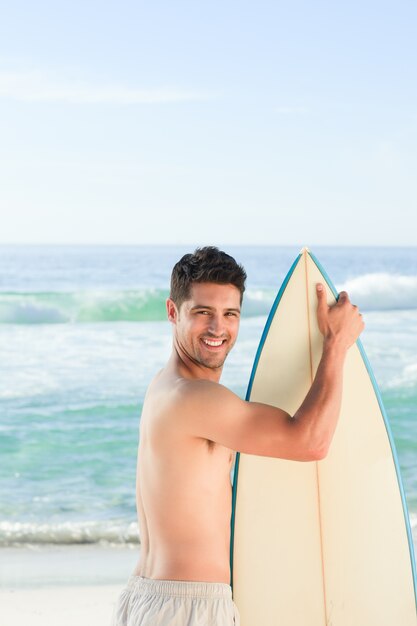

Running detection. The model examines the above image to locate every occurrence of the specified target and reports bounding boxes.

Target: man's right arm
[177,284,364,462]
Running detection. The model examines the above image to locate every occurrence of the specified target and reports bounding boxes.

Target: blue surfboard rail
[230,249,417,611]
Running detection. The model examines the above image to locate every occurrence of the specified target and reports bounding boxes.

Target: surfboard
[230,247,417,626]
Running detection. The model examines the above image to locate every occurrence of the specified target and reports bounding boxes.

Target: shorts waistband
[127,575,232,599]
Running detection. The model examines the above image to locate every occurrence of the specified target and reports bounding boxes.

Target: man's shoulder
[175,377,233,402]
[154,376,231,419]
[167,377,217,410]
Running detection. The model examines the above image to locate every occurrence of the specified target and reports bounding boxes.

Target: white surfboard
[230,247,417,626]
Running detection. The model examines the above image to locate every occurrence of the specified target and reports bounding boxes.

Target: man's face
[169,282,241,371]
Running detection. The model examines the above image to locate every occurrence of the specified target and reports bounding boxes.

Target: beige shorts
[111,575,240,626]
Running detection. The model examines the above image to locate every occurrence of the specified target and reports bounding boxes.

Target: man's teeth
[203,339,223,347]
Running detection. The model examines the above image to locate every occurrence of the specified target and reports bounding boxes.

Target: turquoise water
[1,245,416,545]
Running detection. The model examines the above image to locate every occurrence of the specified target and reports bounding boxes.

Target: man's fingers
[316,284,328,312]
[338,290,349,302]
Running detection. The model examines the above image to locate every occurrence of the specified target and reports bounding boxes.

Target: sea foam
[0,520,140,546]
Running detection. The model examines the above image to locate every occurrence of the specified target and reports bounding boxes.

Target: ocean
[1,245,416,549]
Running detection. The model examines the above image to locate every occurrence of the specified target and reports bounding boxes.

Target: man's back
[134,369,236,583]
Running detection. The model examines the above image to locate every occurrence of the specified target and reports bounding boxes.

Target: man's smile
[201,338,227,349]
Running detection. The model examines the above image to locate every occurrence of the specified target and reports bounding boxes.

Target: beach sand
[1,584,122,626]
[0,544,139,626]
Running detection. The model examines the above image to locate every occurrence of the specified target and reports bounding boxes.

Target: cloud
[0,68,209,104]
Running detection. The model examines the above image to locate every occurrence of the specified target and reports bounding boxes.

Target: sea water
[0,245,416,548]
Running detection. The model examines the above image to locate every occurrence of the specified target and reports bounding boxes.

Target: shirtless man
[111,246,364,626]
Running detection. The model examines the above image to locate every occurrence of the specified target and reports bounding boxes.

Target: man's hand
[316,283,365,350]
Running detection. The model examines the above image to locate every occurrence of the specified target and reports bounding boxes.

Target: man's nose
[208,315,224,335]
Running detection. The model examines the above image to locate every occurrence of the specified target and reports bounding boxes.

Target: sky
[0,1,416,246]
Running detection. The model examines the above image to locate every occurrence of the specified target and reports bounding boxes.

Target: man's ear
[166,298,178,323]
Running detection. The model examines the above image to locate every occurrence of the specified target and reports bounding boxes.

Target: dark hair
[170,246,247,308]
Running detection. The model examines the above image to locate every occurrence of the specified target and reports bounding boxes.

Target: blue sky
[1,1,416,245]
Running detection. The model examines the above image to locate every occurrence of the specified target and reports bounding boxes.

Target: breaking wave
[1,273,416,324]
[339,273,417,311]
[0,289,274,324]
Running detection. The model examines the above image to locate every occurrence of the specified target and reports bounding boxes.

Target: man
[112,246,364,626]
